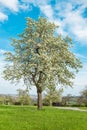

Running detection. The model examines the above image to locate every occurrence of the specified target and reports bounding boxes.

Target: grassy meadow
[0,105,87,130]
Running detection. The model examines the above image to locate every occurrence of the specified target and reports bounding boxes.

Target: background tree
[3,17,82,109]
[0,95,5,105]
[78,86,87,106]
[17,89,30,105]
[61,94,72,106]
[43,86,63,106]
[77,96,84,107]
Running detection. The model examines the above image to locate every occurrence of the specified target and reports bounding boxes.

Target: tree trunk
[37,90,42,110]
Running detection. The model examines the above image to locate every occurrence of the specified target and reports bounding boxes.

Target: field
[0,106,87,130]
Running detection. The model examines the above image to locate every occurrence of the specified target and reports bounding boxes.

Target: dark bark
[32,70,43,109]
[37,89,42,109]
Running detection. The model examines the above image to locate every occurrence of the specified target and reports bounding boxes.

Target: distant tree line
[0,89,31,105]
[0,86,87,107]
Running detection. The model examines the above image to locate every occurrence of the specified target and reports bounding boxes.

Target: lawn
[0,105,87,130]
[79,107,87,110]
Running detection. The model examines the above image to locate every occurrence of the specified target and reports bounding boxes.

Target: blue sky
[0,0,87,95]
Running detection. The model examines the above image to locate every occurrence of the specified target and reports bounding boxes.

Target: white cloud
[40,5,53,19]
[21,0,50,6]
[0,0,19,12]
[53,1,87,44]
[0,49,6,54]
[0,0,32,22]
[64,11,87,43]
[0,12,8,21]
[21,0,53,19]
[19,4,31,11]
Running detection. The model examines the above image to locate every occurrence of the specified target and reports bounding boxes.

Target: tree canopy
[3,17,82,109]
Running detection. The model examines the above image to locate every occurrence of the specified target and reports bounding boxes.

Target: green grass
[0,105,87,130]
[79,107,87,110]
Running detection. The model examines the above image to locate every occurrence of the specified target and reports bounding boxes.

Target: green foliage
[0,106,87,130]
[0,95,13,105]
[0,96,4,105]
[79,86,87,106]
[43,86,63,106]
[17,89,31,105]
